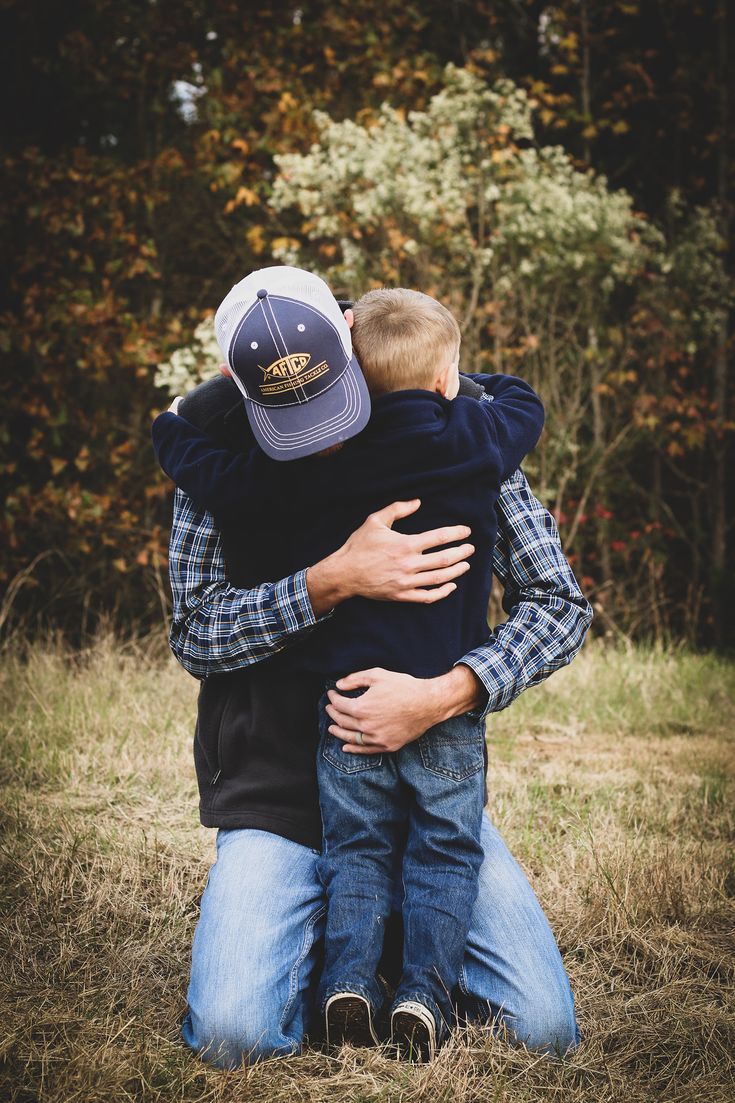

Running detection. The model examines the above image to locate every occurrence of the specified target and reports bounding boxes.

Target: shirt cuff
[454,649,512,719]
[272,568,333,636]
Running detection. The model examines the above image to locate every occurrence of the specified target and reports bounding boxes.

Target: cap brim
[243,356,371,460]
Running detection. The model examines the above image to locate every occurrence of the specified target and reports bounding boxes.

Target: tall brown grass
[1,637,733,1102]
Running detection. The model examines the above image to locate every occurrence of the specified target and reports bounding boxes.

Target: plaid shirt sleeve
[458,466,593,715]
[168,489,329,679]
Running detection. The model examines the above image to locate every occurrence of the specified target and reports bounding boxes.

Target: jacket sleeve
[152,411,258,515]
[167,488,331,679]
[461,373,545,482]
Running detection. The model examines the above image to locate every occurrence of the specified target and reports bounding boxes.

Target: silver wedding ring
[355,731,364,746]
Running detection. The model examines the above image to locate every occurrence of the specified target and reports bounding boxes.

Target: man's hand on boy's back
[305,498,475,616]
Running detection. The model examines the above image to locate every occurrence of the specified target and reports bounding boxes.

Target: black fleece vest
[179,376,324,848]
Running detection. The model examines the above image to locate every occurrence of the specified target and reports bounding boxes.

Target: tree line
[1,1,731,645]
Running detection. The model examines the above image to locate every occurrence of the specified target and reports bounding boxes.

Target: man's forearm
[168,490,329,679]
[462,467,592,715]
[426,664,488,721]
[170,570,325,679]
[305,551,352,616]
[325,663,487,755]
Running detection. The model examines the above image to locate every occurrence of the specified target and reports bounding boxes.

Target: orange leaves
[223,186,260,214]
[74,447,90,473]
[386,227,408,252]
[278,91,299,112]
[246,225,266,254]
[153,148,186,173]
[271,236,300,258]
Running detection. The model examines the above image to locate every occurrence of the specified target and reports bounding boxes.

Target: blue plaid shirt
[168,468,592,715]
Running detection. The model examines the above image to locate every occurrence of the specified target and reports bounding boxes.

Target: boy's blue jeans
[182,819,580,1068]
[316,695,487,1034]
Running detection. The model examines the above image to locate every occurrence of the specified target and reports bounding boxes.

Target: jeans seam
[279,902,327,1043]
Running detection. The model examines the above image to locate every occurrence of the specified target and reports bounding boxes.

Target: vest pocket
[195,679,232,786]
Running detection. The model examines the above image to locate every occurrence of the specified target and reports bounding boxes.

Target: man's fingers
[399,582,458,604]
[372,499,421,529]
[411,524,472,553]
[335,669,381,691]
[328,724,382,754]
[409,563,471,588]
[325,697,363,724]
[413,543,475,572]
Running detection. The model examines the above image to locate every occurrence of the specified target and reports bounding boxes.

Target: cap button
[257,288,268,299]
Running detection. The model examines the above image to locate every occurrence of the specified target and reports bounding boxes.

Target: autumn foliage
[1,1,731,644]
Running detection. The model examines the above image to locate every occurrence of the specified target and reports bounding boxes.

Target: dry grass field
[1,637,733,1103]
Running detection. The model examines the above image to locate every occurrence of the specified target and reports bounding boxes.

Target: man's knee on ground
[503,994,580,1056]
[183,999,300,1068]
[460,992,579,1056]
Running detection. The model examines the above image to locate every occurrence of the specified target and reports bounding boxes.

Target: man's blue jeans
[316,704,486,1034]
[182,821,581,1068]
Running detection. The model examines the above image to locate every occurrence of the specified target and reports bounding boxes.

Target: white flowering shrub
[154,316,221,396]
[271,67,536,313]
[268,64,669,514]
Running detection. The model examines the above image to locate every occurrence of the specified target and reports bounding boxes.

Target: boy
[153,270,544,1060]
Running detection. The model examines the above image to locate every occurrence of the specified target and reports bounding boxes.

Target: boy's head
[351,288,461,400]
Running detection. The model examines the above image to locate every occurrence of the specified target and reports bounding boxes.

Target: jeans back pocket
[418,714,486,782]
[320,732,384,774]
[318,686,384,774]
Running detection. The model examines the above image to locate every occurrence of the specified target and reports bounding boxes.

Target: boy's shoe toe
[390,1000,437,1062]
[325,992,380,1048]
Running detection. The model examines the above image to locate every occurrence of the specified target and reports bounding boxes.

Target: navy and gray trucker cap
[214,266,370,460]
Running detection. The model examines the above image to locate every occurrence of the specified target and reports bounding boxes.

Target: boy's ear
[344,308,354,330]
[435,361,460,400]
[434,364,451,397]
[219,363,232,378]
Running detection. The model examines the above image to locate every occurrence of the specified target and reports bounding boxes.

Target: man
[165,284,592,1069]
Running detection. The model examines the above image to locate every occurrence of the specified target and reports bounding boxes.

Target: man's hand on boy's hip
[324,664,485,754]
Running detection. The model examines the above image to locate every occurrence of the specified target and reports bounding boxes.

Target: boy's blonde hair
[351,288,461,397]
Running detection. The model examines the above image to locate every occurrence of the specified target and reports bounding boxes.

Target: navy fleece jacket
[153,373,544,678]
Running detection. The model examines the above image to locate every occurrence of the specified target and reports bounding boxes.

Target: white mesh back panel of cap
[214,270,348,363]
[215,298,249,359]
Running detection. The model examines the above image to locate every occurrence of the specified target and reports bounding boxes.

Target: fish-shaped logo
[258,352,330,396]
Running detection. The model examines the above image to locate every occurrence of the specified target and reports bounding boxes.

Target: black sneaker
[325,992,380,1048]
[390,1000,437,1062]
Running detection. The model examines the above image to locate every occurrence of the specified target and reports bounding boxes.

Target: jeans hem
[320,982,383,1015]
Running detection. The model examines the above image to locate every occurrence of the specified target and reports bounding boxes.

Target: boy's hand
[168,396,183,415]
[325,665,486,754]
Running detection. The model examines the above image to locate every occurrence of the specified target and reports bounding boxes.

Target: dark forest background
[1,0,732,646]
